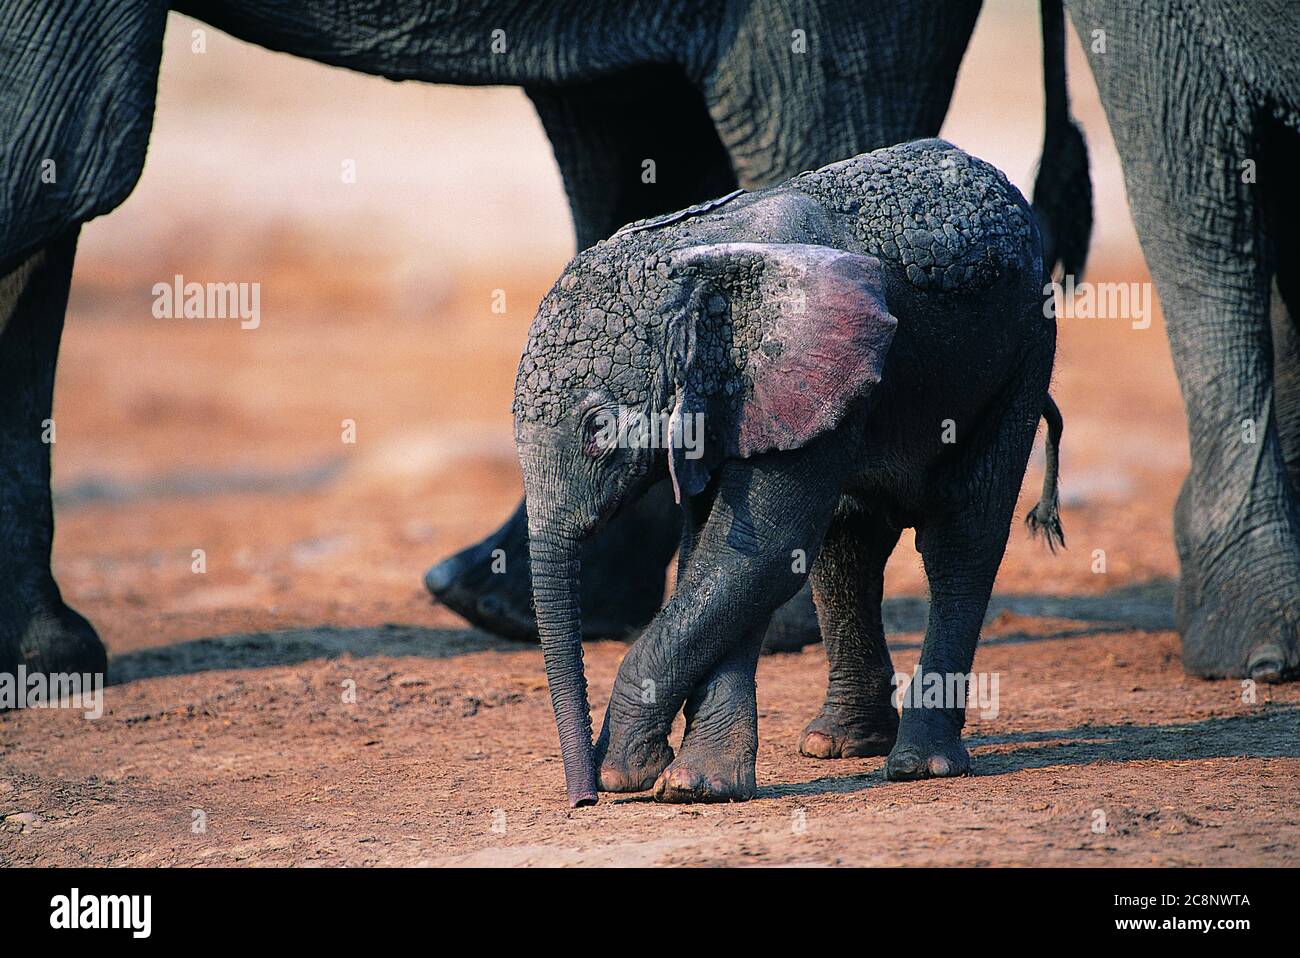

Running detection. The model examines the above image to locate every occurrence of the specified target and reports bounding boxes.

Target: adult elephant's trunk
[527,520,598,807]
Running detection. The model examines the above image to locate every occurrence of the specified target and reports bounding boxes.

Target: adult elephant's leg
[1169,264,1299,681]
[427,3,983,649]
[1070,2,1300,680]
[424,484,678,641]
[0,231,105,679]
[429,2,984,649]
[1272,279,1300,497]
[1186,115,1300,679]
[0,2,165,681]
[424,69,737,641]
[525,69,740,250]
[1145,124,1297,680]
[703,0,981,191]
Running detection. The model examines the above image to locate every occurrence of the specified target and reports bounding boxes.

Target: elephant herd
[0,1,1296,803]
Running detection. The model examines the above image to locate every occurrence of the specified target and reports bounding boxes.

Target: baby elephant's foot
[798,702,898,758]
[595,729,674,794]
[885,712,970,781]
[653,743,756,803]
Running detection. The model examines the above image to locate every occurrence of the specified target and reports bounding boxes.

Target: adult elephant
[0,0,1088,678]
[1064,0,1300,681]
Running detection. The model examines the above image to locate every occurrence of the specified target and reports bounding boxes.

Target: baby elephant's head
[513,238,897,807]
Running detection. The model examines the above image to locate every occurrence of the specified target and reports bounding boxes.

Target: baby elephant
[514,139,1063,806]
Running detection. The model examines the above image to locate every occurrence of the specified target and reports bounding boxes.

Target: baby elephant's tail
[1025,396,1066,552]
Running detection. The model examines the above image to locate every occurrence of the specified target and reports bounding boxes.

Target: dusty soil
[3,7,1297,867]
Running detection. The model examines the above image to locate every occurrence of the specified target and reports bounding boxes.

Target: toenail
[423,562,457,593]
[599,767,626,792]
[1248,646,1286,683]
[801,731,833,756]
[927,756,951,776]
[1249,659,1284,683]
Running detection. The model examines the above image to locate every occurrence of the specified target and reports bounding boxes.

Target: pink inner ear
[735,251,898,456]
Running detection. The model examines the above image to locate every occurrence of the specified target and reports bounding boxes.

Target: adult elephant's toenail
[888,750,922,778]
[664,767,692,789]
[423,560,459,595]
[600,762,656,794]
[1248,646,1285,683]
[652,767,697,802]
[799,731,836,758]
[927,755,951,776]
[598,767,625,792]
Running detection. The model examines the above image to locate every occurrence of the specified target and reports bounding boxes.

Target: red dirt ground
[2,7,1296,866]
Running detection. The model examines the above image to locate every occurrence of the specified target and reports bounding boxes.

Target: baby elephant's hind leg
[888,377,1046,781]
[800,503,902,758]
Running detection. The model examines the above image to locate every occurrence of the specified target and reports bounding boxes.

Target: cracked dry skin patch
[789,139,1037,293]
[514,139,1037,428]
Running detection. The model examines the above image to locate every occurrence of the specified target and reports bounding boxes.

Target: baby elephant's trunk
[1025,396,1066,551]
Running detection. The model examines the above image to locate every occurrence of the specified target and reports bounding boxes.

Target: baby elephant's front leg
[593,550,795,797]
[653,626,765,802]
[596,454,842,799]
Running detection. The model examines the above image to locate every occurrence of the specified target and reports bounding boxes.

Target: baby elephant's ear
[670,243,898,460]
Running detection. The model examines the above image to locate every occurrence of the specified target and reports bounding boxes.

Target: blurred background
[56,0,1187,653]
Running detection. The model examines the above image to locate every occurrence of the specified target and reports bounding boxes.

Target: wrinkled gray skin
[515,140,1058,805]
[1065,0,1300,680]
[425,0,1090,648]
[0,0,1092,680]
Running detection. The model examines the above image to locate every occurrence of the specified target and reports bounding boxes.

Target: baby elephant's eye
[582,408,620,459]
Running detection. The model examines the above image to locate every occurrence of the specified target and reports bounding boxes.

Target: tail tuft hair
[1025,396,1066,552]
[1032,0,1093,281]
[1025,495,1066,553]
[1033,120,1093,281]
